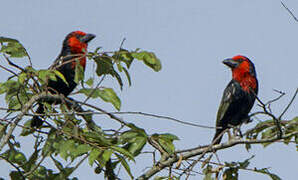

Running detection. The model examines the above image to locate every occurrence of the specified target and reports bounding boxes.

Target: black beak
[222,58,239,69]
[81,33,96,43]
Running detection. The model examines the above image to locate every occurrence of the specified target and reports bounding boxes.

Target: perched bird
[31,31,96,127]
[212,55,258,144]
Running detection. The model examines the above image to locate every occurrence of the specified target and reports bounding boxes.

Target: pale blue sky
[0,0,297,179]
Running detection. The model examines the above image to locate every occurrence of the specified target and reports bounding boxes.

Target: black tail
[212,128,224,145]
[31,104,45,128]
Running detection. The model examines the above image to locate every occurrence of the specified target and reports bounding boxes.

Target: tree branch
[0,92,65,151]
[136,131,297,180]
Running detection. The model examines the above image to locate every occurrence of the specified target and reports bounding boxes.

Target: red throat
[68,36,87,69]
[232,61,257,92]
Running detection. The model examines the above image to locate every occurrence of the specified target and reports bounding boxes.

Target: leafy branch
[0,35,296,180]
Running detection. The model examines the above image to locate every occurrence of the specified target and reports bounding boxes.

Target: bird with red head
[31,31,96,127]
[212,55,258,144]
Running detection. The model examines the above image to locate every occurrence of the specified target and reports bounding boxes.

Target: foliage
[0,36,163,179]
[0,36,296,180]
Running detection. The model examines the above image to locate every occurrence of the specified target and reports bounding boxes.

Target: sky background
[0,0,298,179]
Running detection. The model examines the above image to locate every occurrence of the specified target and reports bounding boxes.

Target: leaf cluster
[0,36,167,179]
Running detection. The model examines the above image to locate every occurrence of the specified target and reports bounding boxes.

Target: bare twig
[76,100,129,126]
[266,89,285,113]
[279,88,298,119]
[3,54,24,71]
[114,112,216,129]
[179,129,228,179]
[24,154,47,177]
[281,1,298,22]
[254,94,283,138]
[23,110,215,129]
[67,154,89,177]
[0,64,18,76]
[82,74,106,103]
[24,48,32,67]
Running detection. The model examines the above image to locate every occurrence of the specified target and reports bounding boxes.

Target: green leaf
[114,49,134,68]
[78,88,97,98]
[93,54,123,89]
[0,37,28,58]
[238,155,254,169]
[254,168,282,180]
[0,123,7,140]
[83,132,112,146]
[0,80,20,95]
[59,140,75,161]
[116,62,123,72]
[261,127,276,147]
[131,51,162,72]
[223,167,238,180]
[18,72,27,84]
[111,146,134,161]
[54,70,68,86]
[126,136,147,156]
[23,150,40,172]
[89,148,102,166]
[72,144,91,158]
[38,70,58,84]
[158,138,175,154]
[2,149,27,166]
[14,151,27,165]
[123,67,132,86]
[94,54,114,76]
[79,88,121,110]
[97,88,121,110]
[97,150,112,167]
[20,120,34,136]
[57,167,75,179]
[246,120,275,139]
[126,123,147,137]
[10,171,24,180]
[8,96,21,110]
[116,154,134,179]
[120,131,139,143]
[151,133,179,154]
[74,60,84,83]
[158,133,180,141]
[203,165,214,180]
[85,78,94,87]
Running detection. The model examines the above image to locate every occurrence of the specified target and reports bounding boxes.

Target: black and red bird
[212,55,258,144]
[31,31,95,127]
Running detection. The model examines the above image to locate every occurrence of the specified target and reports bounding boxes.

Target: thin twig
[24,48,32,67]
[76,100,129,126]
[0,92,65,151]
[281,1,298,22]
[3,54,24,71]
[116,112,216,129]
[136,131,298,180]
[24,154,47,177]
[254,94,283,138]
[0,64,18,76]
[279,88,298,119]
[179,129,228,178]
[67,154,89,177]
[23,110,215,129]
[0,155,25,180]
